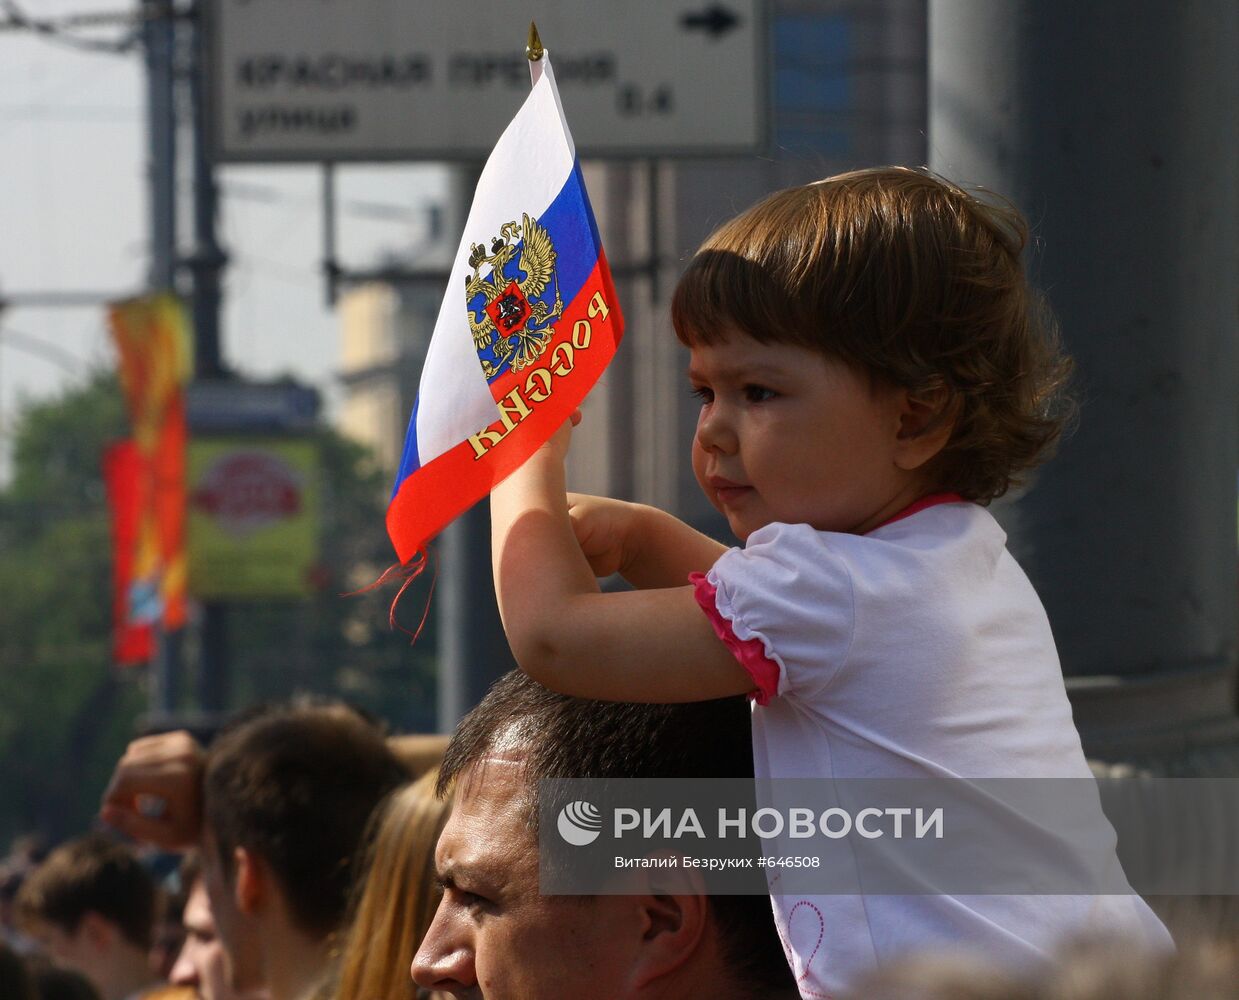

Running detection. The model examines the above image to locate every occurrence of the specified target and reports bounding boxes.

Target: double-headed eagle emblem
[465,214,563,378]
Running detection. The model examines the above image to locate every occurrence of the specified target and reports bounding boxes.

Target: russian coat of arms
[466,213,563,378]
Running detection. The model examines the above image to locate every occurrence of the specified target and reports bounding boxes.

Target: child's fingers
[569,408,582,427]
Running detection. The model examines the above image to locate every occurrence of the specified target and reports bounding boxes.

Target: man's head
[15,834,154,997]
[412,671,797,999]
[199,700,407,991]
[170,856,266,1000]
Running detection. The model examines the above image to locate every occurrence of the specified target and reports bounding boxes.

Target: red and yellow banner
[107,294,192,664]
[103,441,155,665]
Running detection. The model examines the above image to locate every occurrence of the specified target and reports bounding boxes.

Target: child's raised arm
[490,422,753,703]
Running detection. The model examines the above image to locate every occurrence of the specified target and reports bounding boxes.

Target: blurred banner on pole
[187,437,321,598]
[107,293,192,666]
[104,441,155,665]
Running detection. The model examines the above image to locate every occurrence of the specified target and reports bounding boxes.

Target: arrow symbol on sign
[680,4,741,39]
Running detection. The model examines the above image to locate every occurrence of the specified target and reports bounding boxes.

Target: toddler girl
[489,167,1169,995]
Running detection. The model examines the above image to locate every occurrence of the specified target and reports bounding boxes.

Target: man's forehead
[436,757,533,869]
[457,752,526,794]
[448,756,529,824]
[182,882,215,932]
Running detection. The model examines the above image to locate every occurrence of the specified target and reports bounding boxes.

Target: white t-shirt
[695,500,1170,998]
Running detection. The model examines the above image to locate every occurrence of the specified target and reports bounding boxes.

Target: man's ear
[78,911,117,953]
[233,845,265,916]
[892,382,959,472]
[631,866,710,989]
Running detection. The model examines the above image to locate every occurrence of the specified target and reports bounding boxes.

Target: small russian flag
[386,50,623,565]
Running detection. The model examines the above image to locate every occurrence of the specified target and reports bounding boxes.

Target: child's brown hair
[671,166,1074,503]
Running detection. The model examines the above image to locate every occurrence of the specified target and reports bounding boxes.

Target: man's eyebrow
[431,857,498,897]
[434,862,461,890]
[435,860,494,892]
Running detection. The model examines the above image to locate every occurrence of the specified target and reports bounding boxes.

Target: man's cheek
[202,946,230,1000]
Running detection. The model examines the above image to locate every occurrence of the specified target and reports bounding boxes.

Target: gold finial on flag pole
[526,21,544,62]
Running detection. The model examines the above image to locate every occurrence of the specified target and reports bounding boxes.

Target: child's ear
[892,383,958,472]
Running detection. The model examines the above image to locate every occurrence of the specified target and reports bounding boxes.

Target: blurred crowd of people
[1,676,1235,1000]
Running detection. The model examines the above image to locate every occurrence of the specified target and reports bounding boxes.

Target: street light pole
[187,0,230,717]
[142,0,181,718]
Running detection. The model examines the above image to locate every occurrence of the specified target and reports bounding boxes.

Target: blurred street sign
[187,380,320,433]
[187,437,322,598]
[206,0,765,161]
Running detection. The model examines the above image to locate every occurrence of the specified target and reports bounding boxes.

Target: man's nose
[168,943,198,987]
[411,922,475,993]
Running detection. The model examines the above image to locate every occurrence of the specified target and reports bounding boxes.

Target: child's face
[689,329,918,540]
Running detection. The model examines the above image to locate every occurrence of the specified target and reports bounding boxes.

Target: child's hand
[567,493,642,578]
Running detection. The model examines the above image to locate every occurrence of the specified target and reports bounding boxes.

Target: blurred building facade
[339,278,438,474]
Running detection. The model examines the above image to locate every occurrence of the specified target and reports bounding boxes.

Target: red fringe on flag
[347,547,438,644]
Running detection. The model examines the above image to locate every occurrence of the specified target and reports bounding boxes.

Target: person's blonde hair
[844,951,1034,1000]
[1039,934,1238,1000]
[844,935,1239,1000]
[672,166,1074,503]
[333,770,451,1000]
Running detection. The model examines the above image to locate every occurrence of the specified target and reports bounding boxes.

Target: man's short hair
[1,941,36,1000]
[203,700,408,938]
[439,671,796,994]
[15,834,155,949]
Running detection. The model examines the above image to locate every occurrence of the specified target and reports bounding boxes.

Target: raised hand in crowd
[99,732,205,850]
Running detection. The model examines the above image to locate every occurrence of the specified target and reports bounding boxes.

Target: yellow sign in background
[187,437,321,598]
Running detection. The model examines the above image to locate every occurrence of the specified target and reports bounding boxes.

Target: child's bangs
[671,247,808,350]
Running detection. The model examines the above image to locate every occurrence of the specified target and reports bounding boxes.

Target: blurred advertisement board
[207,0,764,161]
[188,438,321,598]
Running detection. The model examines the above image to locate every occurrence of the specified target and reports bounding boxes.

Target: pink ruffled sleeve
[689,571,781,706]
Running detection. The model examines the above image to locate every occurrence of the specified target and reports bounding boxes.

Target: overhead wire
[0,0,146,55]
[0,326,88,375]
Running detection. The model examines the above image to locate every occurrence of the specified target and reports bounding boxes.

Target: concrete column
[929,1,1239,757]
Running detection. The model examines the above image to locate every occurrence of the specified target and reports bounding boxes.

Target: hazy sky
[0,0,449,478]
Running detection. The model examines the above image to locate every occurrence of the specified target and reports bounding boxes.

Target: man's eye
[744,385,777,402]
[454,888,490,912]
[690,385,714,403]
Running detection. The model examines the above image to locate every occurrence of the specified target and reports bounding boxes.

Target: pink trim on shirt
[689,572,781,705]
[869,492,965,532]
